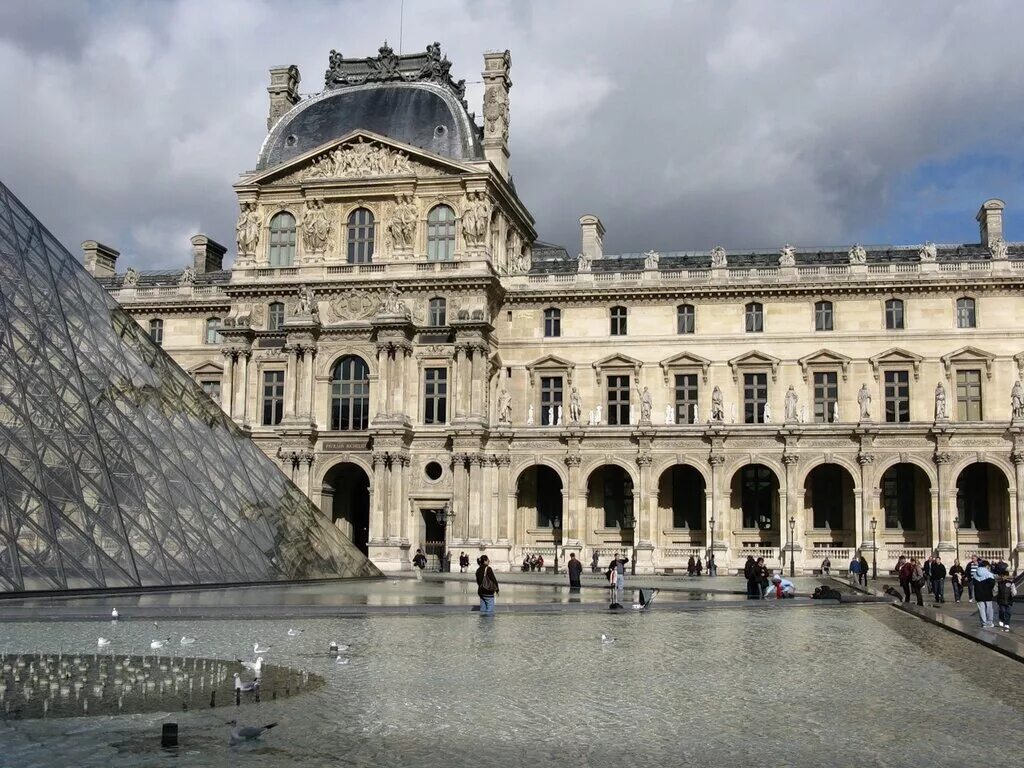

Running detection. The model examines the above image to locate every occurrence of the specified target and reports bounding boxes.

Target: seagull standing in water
[150,638,170,650]
[180,636,197,645]
[237,657,264,677]
[226,720,276,744]
[232,673,259,693]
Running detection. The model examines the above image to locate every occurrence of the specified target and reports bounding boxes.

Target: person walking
[908,557,925,606]
[686,555,696,576]
[949,559,964,603]
[896,556,911,602]
[412,548,427,580]
[708,553,717,577]
[590,551,600,574]
[695,556,703,576]
[744,555,758,598]
[964,555,978,602]
[973,560,997,628]
[459,552,470,573]
[995,569,1017,631]
[849,555,861,585]
[930,555,947,604]
[923,556,934,595]
[567,552,583,589]
[475,555,499,615]
[858,553,869,586]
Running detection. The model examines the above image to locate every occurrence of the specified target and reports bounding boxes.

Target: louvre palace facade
[88,43,1024,574]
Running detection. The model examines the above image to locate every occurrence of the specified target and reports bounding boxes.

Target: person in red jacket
[897,556,913,603]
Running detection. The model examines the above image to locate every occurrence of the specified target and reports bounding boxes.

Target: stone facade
[90,44,1024,574]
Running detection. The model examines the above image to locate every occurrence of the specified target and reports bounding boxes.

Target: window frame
[330,355,370,431]
[205,317,222,345]
[883,369,911,423]
[261,369,285,426]
[812,371,838,423]
[148,318,164,346]
[423,366,448,425]
[676,304,695,335]
[814,300,834,332]
[268,301,285,331]
[955,368,983,421]
[543,307,562,338]
[268,211,296,267]
[426,204,457,262]
[956,297,977,329]
[743,372,768,424]
[346,207,375,264]
[539,375,564,426]
[674,373,699,424]
[199,378,221,404]
[610,306,627,336]
[427,297,447,327]
[885,298,905,330]
[606,374,631,425]
[744,302,764,333]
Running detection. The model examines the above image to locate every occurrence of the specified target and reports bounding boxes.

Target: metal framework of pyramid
[0,181,380,592]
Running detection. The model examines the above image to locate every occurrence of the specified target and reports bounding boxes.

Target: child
[996,572,1017,631]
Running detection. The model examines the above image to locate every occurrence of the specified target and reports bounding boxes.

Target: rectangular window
[956,369,983,421]
[149,319,163,346]
[884,370,910,423]
[607,375,631,425]
[540,376,563,426]
[544,308,561,338]
[677,305,695,334]
[885,299,904,330]
[813,372,838,423]
[674,374,698,424]
[200,379,221,404]
[745,304,763,333]
[610,307,627,336]
[261,370,285,426]
[423,367,448,425]
[743,373,767,424]
[814,302,833,331]
[956,298,976,329]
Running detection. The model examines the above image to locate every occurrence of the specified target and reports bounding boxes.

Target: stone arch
[585,463,637,545]
[877,461,933,548]
[728,462,782,547]
[802,462,858,546]
[652,456,711,488]
[873,454,938,487]
[318,346,379,378]
[948,453,1015,493]
[510,457,569,490]
[582,456,639,488]
[797,454,862,492]
[320,460,372,555]
[315,454,374,492]
[953,460,1012,550]
[725,455,786,488]
[515,464,565,533]
[657,463,708,534]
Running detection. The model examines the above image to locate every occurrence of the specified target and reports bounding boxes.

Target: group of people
[894,553,1017,630]
[520,553,546,572]
[743,555,796,599]
[685,555,717,576]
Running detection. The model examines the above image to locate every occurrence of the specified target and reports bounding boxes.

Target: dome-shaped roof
[258,81,483,170]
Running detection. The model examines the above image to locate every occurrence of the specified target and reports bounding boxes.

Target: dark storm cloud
[0,0,1021,269]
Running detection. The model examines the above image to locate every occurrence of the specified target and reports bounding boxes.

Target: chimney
[579,215,605,261]
[267,64,300,130]
[481,50,512,179]
[190,234,227,274]
[976,198,1005,246]
[81,240,119,278]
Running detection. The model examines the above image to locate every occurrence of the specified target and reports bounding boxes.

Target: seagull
[335,657,350,665]
[226,719,276,744]
[110,609,119,620]
[97,638,111,647]
[253,643,270,654]
[180,636,197,645]
[286,628,303,637]
[236,657,264,675]
[232,673,259,692]
[600,634,616,645]
[150,638,170,650]
[329,642,350,653]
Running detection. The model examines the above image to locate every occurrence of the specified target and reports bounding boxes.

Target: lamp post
[870,517,878,580]
[708,513,715,577]
[553,516,562,574]
[788,515,796,577]
[435,501,455,572]
[953,514,960,563]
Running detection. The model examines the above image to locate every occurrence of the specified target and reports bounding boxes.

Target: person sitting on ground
[765,575,796,599]
[536,555,545,571]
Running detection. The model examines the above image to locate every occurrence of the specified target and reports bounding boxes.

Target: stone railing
[809,547,854,563]
[737,546,780,562]
[661,547,705,561]
[110,284,228,302]
[885,545,929,562]
[969,547,1010,562]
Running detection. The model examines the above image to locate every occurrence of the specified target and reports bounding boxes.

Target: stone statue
[556,405,563,426]
[497,388,512,424]
[300,199,332,259]
[380,282,407,316]
[527,403,535,426]
[858,383,872,421]
[594,405,603,424]
[1012,379,1024,420]
[483,82,510,142]
[832,401,839,423]
[236,201,260,258]
[296,284,317,317]
[587,409,595,426]
[934,381,948,420]
[664,404,674,425]
[762,402,773,423]
[784,385,798,422]
[306,141,414,179]
[643,250,660,271]
[569,386,582,424]
[711,386,725,422]
[387,195,417,250]
[123,268,139,287]
[990,237,1009,261]
[848,244,867,265]
[513,247,531,274]
[178,264,196,286]
[710,246,727,268]
[576,252,591,272]
[636,385,653,423]
[730,403,737,423]
[918,241,937,262]
[779,244,796,267]
[799,404,807,424]
[461,192,490,248]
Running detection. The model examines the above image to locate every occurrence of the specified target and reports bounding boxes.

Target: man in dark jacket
[923,556,934,594]
[930,555,947,604]
[743,556,758,598]
[964,555,978,602]
[567,552,583,589]
[858,554,869,585]
[475,555,499,614]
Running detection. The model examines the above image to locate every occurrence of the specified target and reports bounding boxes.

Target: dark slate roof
[98,269,231,289]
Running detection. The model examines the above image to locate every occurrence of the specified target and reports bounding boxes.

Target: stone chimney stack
[481,50,512,179]
[190,234,227,274]
[267,65,300,131]
[81,240,119,278]
[579,215,605,261]
[976,198,1005,246]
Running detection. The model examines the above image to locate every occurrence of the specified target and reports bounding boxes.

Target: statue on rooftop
[123,268,139,287]
[643,250,660,271]
[179,264,196,286]
[990,238,1009,261]
[710,246,727,268]
[779,245,796,267]
[576,252,591,272]
[918,242,937,262]
[848,244,867,265]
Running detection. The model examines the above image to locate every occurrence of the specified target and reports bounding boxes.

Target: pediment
[659,351,711,383]
[941,345,995,379]
[189,361,224,377]
[592,353,643,382]
[525,354,576,387]
[869,347,923,380]
[728,350,780,381]
[798,348,852,381]
[242,130,478,186]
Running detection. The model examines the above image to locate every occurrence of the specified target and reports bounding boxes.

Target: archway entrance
[955,462,1011,554]
[516,465,564,563]
[657,464,707,570]
[730,464,780,556]
[803,463,856,547]
[879,463,932,557]
[586,465,635,559]
[322,462,370,555]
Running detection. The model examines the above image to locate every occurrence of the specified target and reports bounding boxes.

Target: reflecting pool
[1,601,1021,767]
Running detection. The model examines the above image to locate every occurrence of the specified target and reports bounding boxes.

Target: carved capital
[1012,451,1024,466]
[934,452,952,465]
[636,453,653,467]
[563,454,582,467]
[371,450,391,467]
[857,453,876,466]
[708,454,726,467]
[494,454,511,467]
[782,454,800,466]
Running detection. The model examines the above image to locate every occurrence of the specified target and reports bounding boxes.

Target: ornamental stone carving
[235,201,260,260]
[306,140,414,179]
[643,250,660,270]
[483,82,510,142]
[779,244,796,267]
[857,383,872,421]
[461,192,490,249]
[329,289,377,321]
[379,282,410,317]
[123,268,139,287]
[918,242,937,262]
[569,386,582,424]
[576,252,591,272]
[296,284,318,319]
[710,246,727,268]
[711,386,725,422]
[848,244,867,265]
[934,381,948,420]
[300,199,332,259]
[784,385,798,422]
[178,264,196,286]
[990,237,1009,261]
[325,42,465,100]
[1012,379,1024,421]
[636,385,653,423]
[762,402,773,423]
[387,195,418,251]
[497,388,512,424]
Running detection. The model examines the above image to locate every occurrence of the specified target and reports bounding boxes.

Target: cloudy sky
[1,0,1022,270]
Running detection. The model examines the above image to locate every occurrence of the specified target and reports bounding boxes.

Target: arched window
[814,300,833,331]
[544,307,561,337]
[885,298,904,330]
[330,356,370,430]
[676,304,695,334]
[428,297,447,327]
[426,204,456,261]
[610,306,627,336]
[148,318,164,346]
[268,301,285,331]
[956,297,976,328]
[205,317,222,344]
[268,212,296,266]
[745,302,763,333]
[346,208,375,263]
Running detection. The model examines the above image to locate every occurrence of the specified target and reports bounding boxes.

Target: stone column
[384,344,396,415]
[564,455,582,546]
[857,453,875,552]
[283,345,297,420]
[375,343,389,419]
[451,453,469,542]
[388,454,408,541]
[495,455,512,544]
[232,350,249,423]
[709,455,726,555]
[468,454,486,541]
[393,344,407,418]
[1012,450,1024,567]
[240,350,252,426]
[634,453,654,572]
[293,450,313,498]
[783,454,801,568]
[470,344,485,416]
[297,346,315,421]
[221,350,236,420]
[370,451,388,545]
[935,452,953,554]
[454,345,469,418]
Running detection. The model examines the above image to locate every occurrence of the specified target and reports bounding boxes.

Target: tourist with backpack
[908,557,925,606]
[475,555,499,615]
[995,569,1017,631]
[973,559,997,628]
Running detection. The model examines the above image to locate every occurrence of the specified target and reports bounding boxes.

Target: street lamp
[434,501,456,572]
[708,513,715,577]
[552,515,562,574]
[953,514,960,563]
[788,515,796,577]
[870,517,878,580]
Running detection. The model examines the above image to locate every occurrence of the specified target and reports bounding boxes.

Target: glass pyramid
[0,181,380,592]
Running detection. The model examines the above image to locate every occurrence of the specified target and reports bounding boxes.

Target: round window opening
[425,461,443,481]
[433,125,447,137]
[285,134,298,147]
